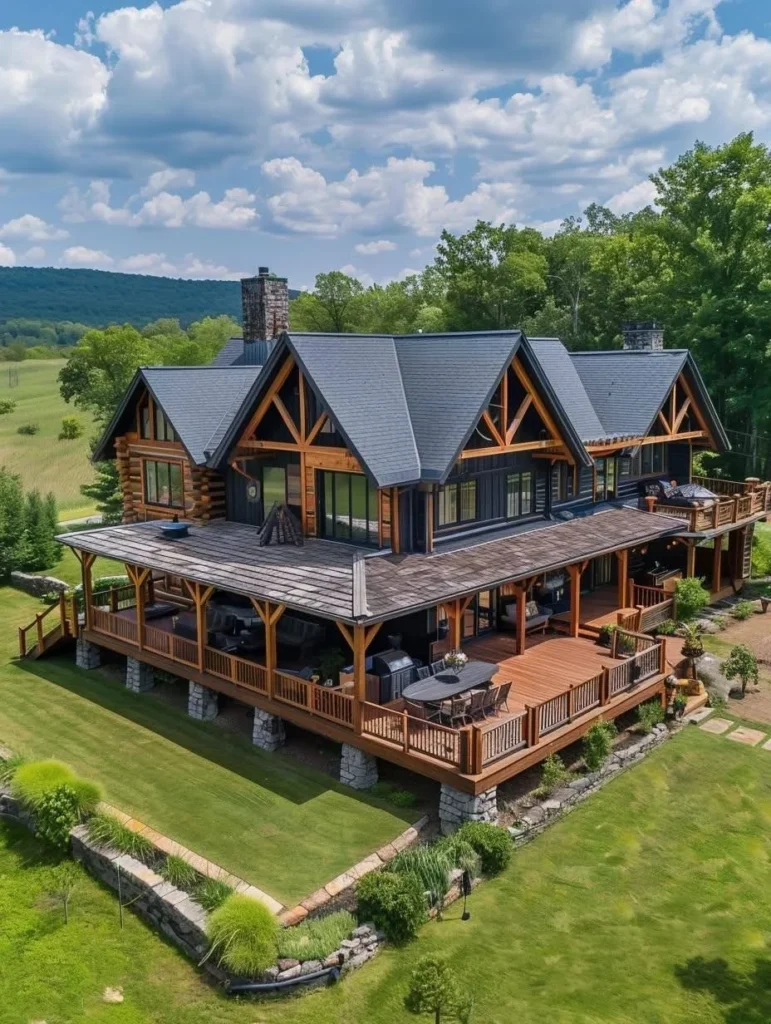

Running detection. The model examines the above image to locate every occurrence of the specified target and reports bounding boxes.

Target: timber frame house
[22,273,771,823]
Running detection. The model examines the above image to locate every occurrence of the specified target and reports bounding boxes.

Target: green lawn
[0,587,414,907]
[0,359,96,515]
[2,721,771,1023]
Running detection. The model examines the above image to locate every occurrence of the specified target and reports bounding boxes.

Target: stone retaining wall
[10,572,68,597]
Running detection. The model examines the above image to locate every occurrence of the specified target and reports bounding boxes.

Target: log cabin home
[23,268,771,829]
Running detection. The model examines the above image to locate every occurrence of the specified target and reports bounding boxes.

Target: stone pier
[126,657,154,693]
[439,784,498,834]
[75,638,102,671]
[252,709,285,751]
[340,744,378,790]
[187,682,218,721]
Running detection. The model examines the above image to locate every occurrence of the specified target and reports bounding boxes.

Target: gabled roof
[570,349,729,450]
[528,338,607,443]
[211,337,275,367]
[92,365,263,465]
[209,330,591,486]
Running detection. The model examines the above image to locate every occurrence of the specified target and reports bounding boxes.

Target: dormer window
[139,395,177,442]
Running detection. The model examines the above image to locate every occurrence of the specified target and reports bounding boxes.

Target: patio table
[402,660,498,702]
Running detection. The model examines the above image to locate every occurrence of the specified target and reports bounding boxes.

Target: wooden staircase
[18,595,76,660]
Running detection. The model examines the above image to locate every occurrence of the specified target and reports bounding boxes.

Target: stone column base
[252,708,285,751]
[340,743,378,790]
[126,657,154,693]
[439,784,498,834]
[188,681,218,721]
[75,638,102,671]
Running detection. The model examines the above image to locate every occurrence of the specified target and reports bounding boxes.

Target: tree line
[290,133,771,479]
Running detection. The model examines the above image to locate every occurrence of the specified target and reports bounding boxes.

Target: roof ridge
[570,349,690,357]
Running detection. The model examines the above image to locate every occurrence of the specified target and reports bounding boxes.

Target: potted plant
[444,650,468,672]
[679,622,704,660]
[597,624,615,648]
[316,648,347,687]
[672,692,688,719]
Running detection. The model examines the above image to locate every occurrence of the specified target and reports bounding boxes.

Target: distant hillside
[0,267,299,328]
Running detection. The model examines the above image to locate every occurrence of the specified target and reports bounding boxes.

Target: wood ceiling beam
[506,394,533,445]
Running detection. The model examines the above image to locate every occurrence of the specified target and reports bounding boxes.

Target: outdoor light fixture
[461,869,472,921]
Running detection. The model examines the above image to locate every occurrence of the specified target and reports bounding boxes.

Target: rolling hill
[0,266,299,328]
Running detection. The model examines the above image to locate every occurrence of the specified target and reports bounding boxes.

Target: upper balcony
[648,476,770,533]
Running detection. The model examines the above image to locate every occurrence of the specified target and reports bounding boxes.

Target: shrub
[597,624,614,647]
[12,760,74,808]
[711,614,729,631]
[86,812,155,862]
[636,700,665,735]
[355,870,426,944]
[69,778,103,815]
[160,854,198,890]
[388,845,453,906]
[655,619,677,636]
[0,399,16,414]
[369,780,419,809]
[0,752,26,784]
[679,622,705,659]
[58,416,84,440]
[206,894,278,977]
[193,876,232,912]
[723,644,759,697]
[17,422,40,435]
[674,577,709,620]
[455,821,511,876]
[405,954,469,1022]
[276,910,356,962]
[582,721,617,771]
[35,784,80,849]
[708,693,728,713]
[731,600,756,621]
[536,753,573,796]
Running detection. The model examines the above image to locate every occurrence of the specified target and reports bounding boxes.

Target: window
[553,462,574,503]
[319,471,378,545]
[263,466,287,510]
[641,443,665,476]
[437,480,477,527]
[618,456,633,477]
[143,460,184,508]
[594,457,617,502]
[506,471,533,519]
[139,398,177,442]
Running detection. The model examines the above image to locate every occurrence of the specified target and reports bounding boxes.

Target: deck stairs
[18,597,75,660]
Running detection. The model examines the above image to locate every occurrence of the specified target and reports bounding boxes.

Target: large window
[553,462,574,503]
[437,480,477,527]
[506,471,533,519]
[594,457,617,502]
[140,399,177,442]
[641,443,665,476]
[143,460,184,508]
[320,471,378,545]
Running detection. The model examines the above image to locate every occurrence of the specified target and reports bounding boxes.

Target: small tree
[80,457,123,525]
[406,955,469,1023]
[723,645,759,697]
[674,577,709,621]
[48,861,81,924]
[58,416,84,440]
[582,721,617,771]
[22,489,58,571]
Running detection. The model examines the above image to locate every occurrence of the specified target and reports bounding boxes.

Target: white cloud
[140,168,196,197]
[60,179,258,230]
[606,178,658,214]
[60,246,114,268]
[355,239,398,255]
[20,246,46,264]
[0,215,68,242]
[263,155,523,237]
[119,252,246,279]
[0,243,16,267]
[339,262,375,287]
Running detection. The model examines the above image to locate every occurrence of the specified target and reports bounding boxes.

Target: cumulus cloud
[606,178,658,214]
[0,243,16,267]
[60,246,114,268]
[20,246,46,264]
[118,251,247,279]
[355,239,398,255]
[140,168,196,197]
[263,155,523,237]
[0,215,68,242]
[60,179,258,230]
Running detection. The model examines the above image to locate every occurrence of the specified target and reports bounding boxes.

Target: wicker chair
[441,696,471,727]
[466,689,487,722]
[416,665,433,680]
[494,681,512,714]
[481,687,499,718]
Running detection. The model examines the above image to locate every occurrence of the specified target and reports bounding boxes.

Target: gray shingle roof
[289,333,421,487]
[528,338,607,443]
[571,350,688,439]
[211,337,275,366]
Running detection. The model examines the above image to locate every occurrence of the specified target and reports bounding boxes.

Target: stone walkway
[694,709,771,749]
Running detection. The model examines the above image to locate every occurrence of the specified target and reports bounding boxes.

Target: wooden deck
[551,588,637,632]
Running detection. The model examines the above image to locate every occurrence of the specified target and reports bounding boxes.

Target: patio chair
[441,696,471,727]
[416,665,433,680]
[430,658,448,675]
[481,687,500,718]
[494,681,512,714]
[466,689,487,722]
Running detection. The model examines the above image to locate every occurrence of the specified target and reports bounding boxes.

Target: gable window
[139,397,177,442]
[641,443,665,476]
[437,480,477,527]
[143,460,184,508]
[506,471,533,519]
[594,457,617,502]
[319,471,378,545]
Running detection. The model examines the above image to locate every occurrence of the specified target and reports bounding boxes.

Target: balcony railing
[651,477,770,532]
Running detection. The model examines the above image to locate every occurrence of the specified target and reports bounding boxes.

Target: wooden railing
[91,584,136,612]
[629,583,666,608]
[653,479,771,532]
[274,671,355,728]
[18,594,72,658]
[693,475,758,497]
[479,713,527,767]
[538,692,570,736]
[204,647,268,694]
[92,607,138,644]
[607,629,662,696]
[360,703,465,768]
[572,673,602,715]
[638,599,674,632]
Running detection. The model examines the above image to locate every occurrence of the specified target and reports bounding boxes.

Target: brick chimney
[241,267,289,341]
[622,320,664,351]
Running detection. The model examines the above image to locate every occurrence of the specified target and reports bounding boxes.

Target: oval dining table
[401,660,498,703]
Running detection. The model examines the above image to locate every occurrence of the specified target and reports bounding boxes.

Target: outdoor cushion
[525,600,540,618]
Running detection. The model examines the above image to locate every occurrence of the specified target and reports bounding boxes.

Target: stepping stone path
[700,717,734,735]
[698,715,771,749]
[727,727,766,747]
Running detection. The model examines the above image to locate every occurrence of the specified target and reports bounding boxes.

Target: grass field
[0,360,96,516]
[2,718,770,1023]
[0,586,413,907]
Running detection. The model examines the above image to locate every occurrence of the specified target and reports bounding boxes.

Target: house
[25,268,771,831]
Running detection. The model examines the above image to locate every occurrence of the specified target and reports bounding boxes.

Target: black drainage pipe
[227,966,340,995]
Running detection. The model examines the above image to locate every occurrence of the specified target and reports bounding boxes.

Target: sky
[0,0,770,289]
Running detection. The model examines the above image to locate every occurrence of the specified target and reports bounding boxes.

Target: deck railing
[653,478,771,532]
[629,583,667,608]
[538,692,570,735]
[607,629,662,696]
[479,713,527,767]
[572,673,602,715]
[274,671,355,728]
[17,594,72,658]
[204,647,268,694]
[360,702,466,768]
[92,607,138,644]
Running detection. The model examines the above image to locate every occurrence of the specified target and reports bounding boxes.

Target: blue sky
[0,0,770,289]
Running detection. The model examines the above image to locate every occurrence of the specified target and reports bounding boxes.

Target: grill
[371,649,415,703]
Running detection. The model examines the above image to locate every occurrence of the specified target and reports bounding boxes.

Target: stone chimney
[622,320,664,351]
[241,267,289,341]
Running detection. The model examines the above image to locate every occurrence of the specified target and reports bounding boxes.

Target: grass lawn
[0,359,96,515]
[2,722,771,1023]
[0,586,414,907]
[753,521,771,577]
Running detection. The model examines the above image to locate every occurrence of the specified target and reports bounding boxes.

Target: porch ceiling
[59,505,683,625]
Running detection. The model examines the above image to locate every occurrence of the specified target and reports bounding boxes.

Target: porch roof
[59,505,684,625]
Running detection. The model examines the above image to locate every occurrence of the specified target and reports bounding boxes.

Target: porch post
[515,584,526,656]
[190,582,214,672]
[81,552,96,631]
[448,599,463,650]
[126,564,151,649]
[567,563,585,638]
[337,620,382,732]
[711,537,723,594]
[253,600,286,700]
[615,548,629,609]
[685,540,696,578]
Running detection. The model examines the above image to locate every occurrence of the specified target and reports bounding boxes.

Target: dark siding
[226,466,261,526]
[669,442,691,483]
[400,488,415,553]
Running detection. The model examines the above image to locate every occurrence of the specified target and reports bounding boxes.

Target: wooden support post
[36,614,44,653]
[253,600,286,700]
[658,639,666,676]
[18,626,26,658]
[448,599,463,651]
[600,667,610,706]
[711,537,723,594]
[530,705,541,747]
[127,565,152,651]
[515,584,526,656]
[567,562,586,638]
[685,540,696,579]
[337,619,381,733]
[81,552,96,632]
[615,548,629,609]
[59,593,68,636]
[188,582,214,672]
[567,684,575,721]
